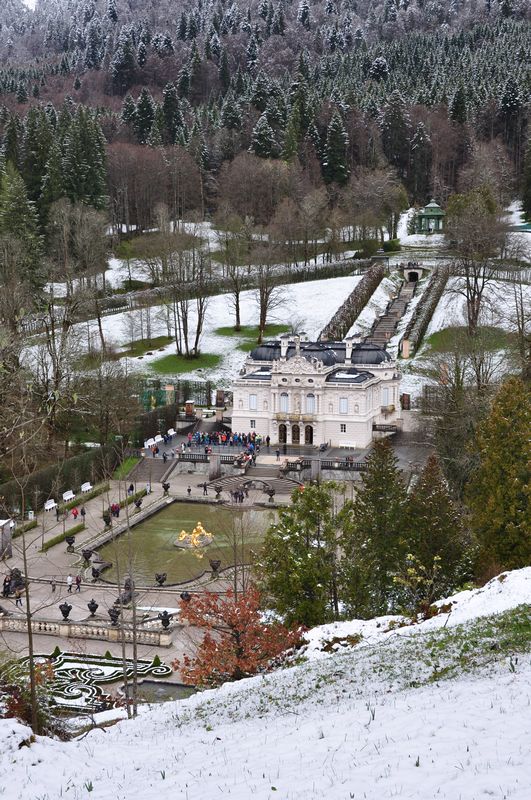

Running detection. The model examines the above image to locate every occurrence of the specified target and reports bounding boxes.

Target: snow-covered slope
[1,569,530,800]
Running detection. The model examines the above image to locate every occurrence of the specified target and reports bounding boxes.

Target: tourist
[128,483,134,496]
[80,506,86,524]
[163,452,168,463]
[75,574,82,592]
[134,498,143,511]
[187,485,192,497]
[2,574,10,597]
[15,586,23,607]
[72,507,79,521]
[276,448,280,461]
[181,442,186,454]
[51,578,56,594]
[146,481,151,494]
[55,506,61,522]
[203,482,208,496]
[66,574,73,593]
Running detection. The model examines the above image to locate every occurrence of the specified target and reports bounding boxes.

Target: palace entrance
[291,425,300,444]
[278,424,287,444]
[304,425,314,444]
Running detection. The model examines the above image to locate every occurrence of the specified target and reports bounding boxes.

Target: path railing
[0,616,174,646]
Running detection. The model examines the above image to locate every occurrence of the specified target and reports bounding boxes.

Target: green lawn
[424,326,510,353]
[150,352,222,374]
[75,337,173,370]
[215,324,290,338]
[113,457,140,480]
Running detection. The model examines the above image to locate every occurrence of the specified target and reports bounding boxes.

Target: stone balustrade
[0,616,174,646]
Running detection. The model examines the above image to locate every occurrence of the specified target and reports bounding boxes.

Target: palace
[231,334,402,448]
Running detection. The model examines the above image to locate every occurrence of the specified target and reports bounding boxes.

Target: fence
[320,460,367,471]
[0,616,173,647]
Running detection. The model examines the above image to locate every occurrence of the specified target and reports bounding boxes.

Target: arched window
[280,392,289,413]
[305,393,315,414]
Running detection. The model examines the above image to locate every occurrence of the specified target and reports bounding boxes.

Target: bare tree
[253,245,288,344]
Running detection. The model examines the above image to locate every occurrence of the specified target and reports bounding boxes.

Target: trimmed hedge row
[401,267,449,356]
[119,488,147,510]
[0,446,121,515]
[12,519,38,539]
[57,483,110,514]
[41,522,86,553]
[319,263,385,341]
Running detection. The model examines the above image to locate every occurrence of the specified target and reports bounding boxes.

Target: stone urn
[214,484,222,499]
[82,548,93,564]
[158,610,172,629]
[155,572,167,587]
[266,487,276,503]
[91,567,101,582]
[108,607,120,626]
[87,598,99,617]
[180,591,191,602]
[59,602,72,621]
[209,559,221,577]
[65,535,75,553]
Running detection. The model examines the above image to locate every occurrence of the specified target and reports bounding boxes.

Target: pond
[98,502,276,585]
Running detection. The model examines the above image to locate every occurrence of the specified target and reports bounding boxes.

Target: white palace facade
[231,335,402,449]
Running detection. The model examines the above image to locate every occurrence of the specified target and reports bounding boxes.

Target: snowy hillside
[1,569,530,800]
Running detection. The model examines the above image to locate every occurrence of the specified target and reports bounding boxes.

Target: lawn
[75,336,174,369]
[424,325,510,353]
[150,352,222,374]
[214,323,290,338]
[113,457,141,481]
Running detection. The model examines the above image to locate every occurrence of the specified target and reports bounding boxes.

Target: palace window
[250,420,256,429]
[305,393,315,414]
[249,393,257,410]
[339,397,348,414]
[340,423,347,433]
[280,392,289,412]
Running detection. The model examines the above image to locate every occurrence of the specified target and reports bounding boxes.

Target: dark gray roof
[325,368,374,384]
[241,370,272,381]
[249,341,391,366]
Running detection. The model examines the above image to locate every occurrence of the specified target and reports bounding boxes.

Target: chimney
[280,335,289,359]
[294,335,301,355]
[344,337,354,362]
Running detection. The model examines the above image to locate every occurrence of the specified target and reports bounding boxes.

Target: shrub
[12,520,38,540]
[119,489,147,509]
[356,238,380,257]
[41,522,86,552]
[172,586,304,688]
[383,238,401,252]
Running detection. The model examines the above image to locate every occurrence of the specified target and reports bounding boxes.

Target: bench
[167,428,176,438]
[144,438,156,449]
[154,434,164,445]
[44,499,57,512]
[81,482,93,493]
[62,490,75,503]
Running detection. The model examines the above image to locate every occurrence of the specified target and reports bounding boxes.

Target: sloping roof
[418,200,445,216]
[249,341,391,366]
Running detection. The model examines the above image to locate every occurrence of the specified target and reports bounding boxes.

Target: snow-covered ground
[24,275,363,385]
[346,274,401,338]
[396,207,446,249]
[1,568,530,800]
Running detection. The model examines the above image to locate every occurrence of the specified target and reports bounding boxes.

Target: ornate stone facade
[231,335,402,448]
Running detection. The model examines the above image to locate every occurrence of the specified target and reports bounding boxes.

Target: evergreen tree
[282,104,302,161]
[84,16,103,70]
[466,377,530,571]
[41,138,65,221]
[297,0,311,29]
[111,33,136,94]
[341,439,405,617]
[218,48,231,92]
[399,455,470,611]
[162,83,182,144]
[62,109,106,209]
[134,88,155,144]
[0,165,44,289]
[22,108,53,213]
[221,91,242,131]
[322,110,349,185]
[106,0,118,23]
[2,114,23,170]
[522,137,531,221]
[380,90,410,178]
[449,83,467,124]
[409,121,432,202]
[260,483,342,626]
[250,112,278,158]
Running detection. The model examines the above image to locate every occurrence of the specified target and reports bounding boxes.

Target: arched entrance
[305,425,313,445]
[278,424,287,444]
[291,424,300,445]
[407,271,419,282]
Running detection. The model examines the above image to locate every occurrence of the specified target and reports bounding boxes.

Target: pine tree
[218,48,230,91]
[84,16,103,70]
[62,109,106,209]
[107,0,118,23]
[322,110,349,185]
[341,439,406,617]
[380,90,410,178]
[409,121,432,203]
[221,91,242,131]
[134,88,155,144]
[22,108,54,220]
[282,103,301,161]
[449,83,468,124]
[297,0,311,29]
[522,137,531,221]
[3,114,23,170]
[250,112,278,158]
[400,455,469,611]
[162,83,181,144]
[40,138,65,221]
[0,165,44,289]
[260,483,342,625]
[111,33,137,94]
[466,377,530,571]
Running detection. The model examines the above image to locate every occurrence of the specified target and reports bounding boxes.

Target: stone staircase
[128,457,178,485]
[207,464,302,496]
[365,279,416,349]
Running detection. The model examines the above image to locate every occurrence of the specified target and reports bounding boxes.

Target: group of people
[3,574,25,607]
[230,486,249,504]
[66,573,82,593]
[55,505,86,523]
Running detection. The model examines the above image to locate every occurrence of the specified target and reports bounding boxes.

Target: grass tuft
[150,353,222,375]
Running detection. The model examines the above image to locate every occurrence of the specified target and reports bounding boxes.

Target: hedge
[401,267,449,356]
[41,522,86,553]
[318,263,385,341]
[119,489,147,510]
[57,483,110,514]
[0,446,121,515]
[12,519,38,540]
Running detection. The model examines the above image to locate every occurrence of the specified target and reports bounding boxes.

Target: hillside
[1,569,530,800]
